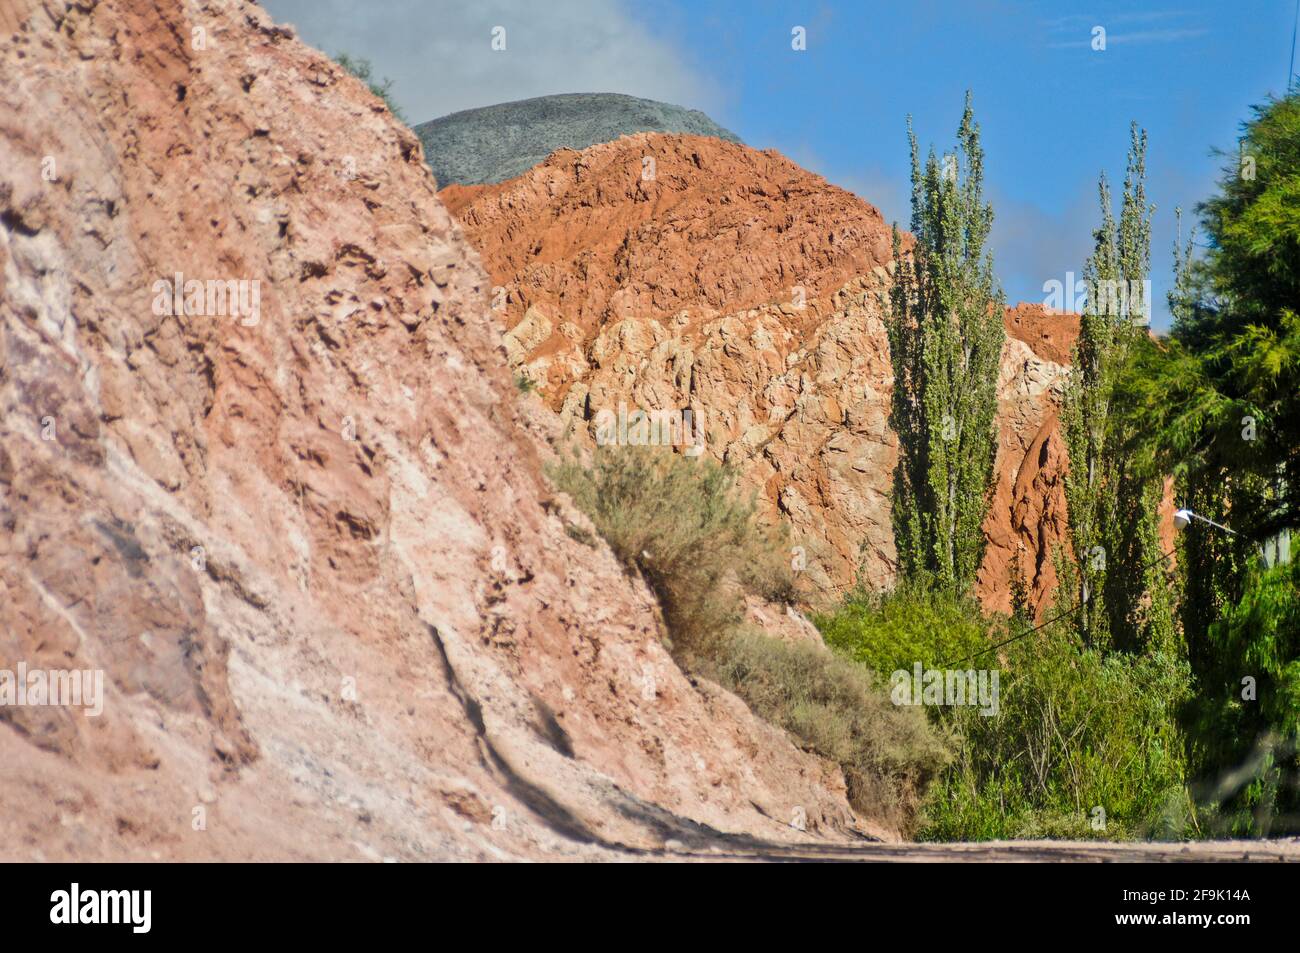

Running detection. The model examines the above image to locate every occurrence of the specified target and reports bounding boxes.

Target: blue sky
[269,0,1299,328]
[637,0,1297,327]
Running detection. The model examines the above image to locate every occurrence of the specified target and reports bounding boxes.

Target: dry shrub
[703,631,950,832]
[550,445,949,832]
[549,446,792,659]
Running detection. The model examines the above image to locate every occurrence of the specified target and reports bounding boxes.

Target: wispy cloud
[1047,29,1209,49]
[261,0,720,125]
[1043,11,1193,29]
[1111,11,1194,24]
[1043,9,1207,49]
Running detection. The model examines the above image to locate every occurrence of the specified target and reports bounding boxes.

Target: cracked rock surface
[0,0,882,860]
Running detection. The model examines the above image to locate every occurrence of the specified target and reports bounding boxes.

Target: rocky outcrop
[444,135,1079,614]
[441,133,899,349]
[0,0,890,860]
[976,306,1080,617]
[415,93,742,188]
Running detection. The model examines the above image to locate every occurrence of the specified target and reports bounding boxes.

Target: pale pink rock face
[0,0,895,861]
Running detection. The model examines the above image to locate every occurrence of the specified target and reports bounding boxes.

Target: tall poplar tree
[1059,124,1177,652]
[888,92,1005,596]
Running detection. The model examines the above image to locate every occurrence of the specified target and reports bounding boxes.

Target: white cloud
[1047,28,1208,49]
[261,0,719,124]
[1043,11,1194,29]
[1042,9,1207,48]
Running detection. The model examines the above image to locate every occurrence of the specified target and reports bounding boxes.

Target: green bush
[814,587,1192,840]
[924,632,1192,841]
[815,583,992,674]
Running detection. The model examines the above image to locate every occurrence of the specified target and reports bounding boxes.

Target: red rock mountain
[0,0,900,859]
[444,136,1080,614]
[441,137,901,346]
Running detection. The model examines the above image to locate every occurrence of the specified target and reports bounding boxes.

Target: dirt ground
[662,837,1300,862]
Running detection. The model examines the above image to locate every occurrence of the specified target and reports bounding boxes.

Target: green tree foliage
[1113,93,1300,832]
[1189,559,1300,835]
[1117,98,1300,576]
[888,92,1005,596]
[1008,546,1033,626]
[1058,124,1177,654]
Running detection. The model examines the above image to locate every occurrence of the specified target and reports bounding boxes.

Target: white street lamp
[1174,508,1292,568]
[1173,508,1237,536]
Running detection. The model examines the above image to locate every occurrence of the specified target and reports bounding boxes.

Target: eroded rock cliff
[444,136,1079,612]
[0,0,883,860]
